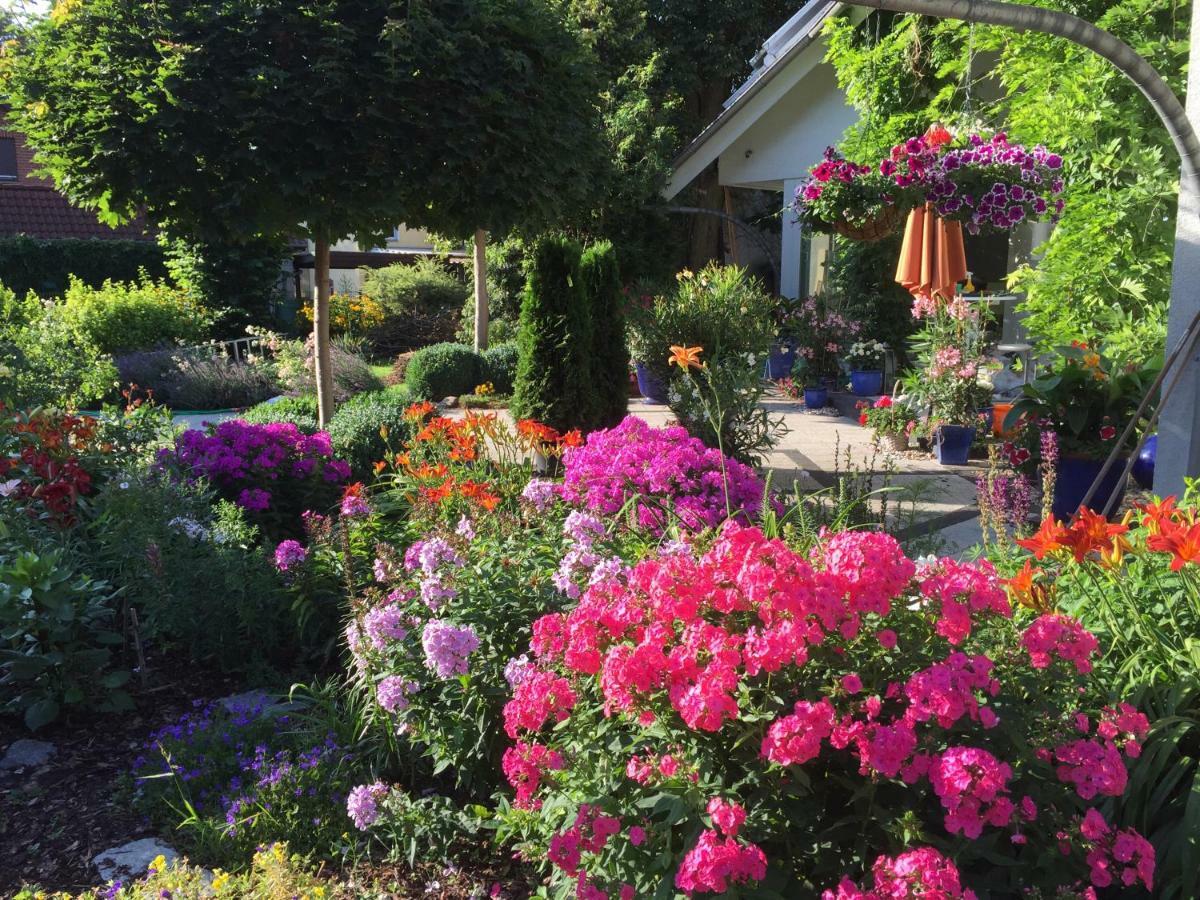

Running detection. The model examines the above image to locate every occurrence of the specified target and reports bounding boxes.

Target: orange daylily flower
[1004,560,1055,613]
[668,345,704,370]
[373,460,388,476]
[1060,508,1130,563]
[1147,520,1200,571]
[1138,496,1183,535]
[404,400,436,421]
[1016,516,1069,560]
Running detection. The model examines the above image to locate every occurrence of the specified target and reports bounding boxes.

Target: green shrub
[0,302,117,408]
[57,275,217,354]
[0,235,167,299]
[0,534,130,730]
[481,342,519,395]
[580,241,628,430]
[404,342,483,401]
[361,257,469,315]
[161,233,285,317]
[511,235,594,432]
[85,475,315,673]
[627,263,776,385]
[239,395,320,433]
[327,388,414,474]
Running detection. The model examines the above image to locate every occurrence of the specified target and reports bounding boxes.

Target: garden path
[626,396,983,555]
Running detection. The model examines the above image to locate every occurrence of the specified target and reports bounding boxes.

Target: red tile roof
[0,183,155,241]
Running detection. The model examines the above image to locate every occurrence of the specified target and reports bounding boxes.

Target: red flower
[1147,520,1200,571]
[1099,425,1117,440]
[1016,516,1069,560]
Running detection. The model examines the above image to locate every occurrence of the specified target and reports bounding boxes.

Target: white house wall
[717,59,857,190]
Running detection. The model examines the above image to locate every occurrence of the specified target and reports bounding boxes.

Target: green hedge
[580,241,628,430]
[404,342,483,400]
[0,235,166,298]
[238,396,320,433]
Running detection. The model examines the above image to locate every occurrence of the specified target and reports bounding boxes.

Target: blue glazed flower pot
[849,369,883,397]
[1131,434,1157,489]
[934,425,975,465]
[766,344,797,380]
[635,362,669,404]
[1053,456,1128,521]
[803,386,828,409]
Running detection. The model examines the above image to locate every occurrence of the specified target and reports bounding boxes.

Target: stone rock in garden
[440,396,459,408]
[93,838,179,882]
[0,739,56,770]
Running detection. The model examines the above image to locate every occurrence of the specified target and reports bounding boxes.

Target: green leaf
[23,697,60,731]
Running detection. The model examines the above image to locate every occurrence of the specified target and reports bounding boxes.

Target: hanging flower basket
[792,148,916,242]
[885,129,1066,235]
[831,203,907,242]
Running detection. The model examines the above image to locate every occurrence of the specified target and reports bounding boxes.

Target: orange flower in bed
[1139,496,1184,535]
[1016,516,1069,560]
[458,478,500,511]
[404,401,436,421]
[1004,560,1055,613]
[669,345,704,371]
[1060,507,1130,563]
[1147,519,1200,571]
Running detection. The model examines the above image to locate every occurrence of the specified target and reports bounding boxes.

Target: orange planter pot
[992,402,1019,438]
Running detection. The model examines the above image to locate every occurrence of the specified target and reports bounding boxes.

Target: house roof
[666,0,844,197]
[0,183,155,241]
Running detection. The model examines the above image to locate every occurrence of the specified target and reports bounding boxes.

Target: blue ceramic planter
[934,425,976,465]
[1054,456,1127,520]
[635,362,669,404]
[766,345,797,380]
[1132,434,1157,489]
[803,386,829,409]
[850,369,883,397]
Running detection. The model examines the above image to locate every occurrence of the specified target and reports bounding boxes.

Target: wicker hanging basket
[831,204,907,242]
[880,432,909,454]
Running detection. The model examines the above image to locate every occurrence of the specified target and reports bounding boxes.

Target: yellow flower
[313,888,327,898]
[212,871,230,892]
[149,854,167,873]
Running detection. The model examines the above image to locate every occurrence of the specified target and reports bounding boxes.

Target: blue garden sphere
[1131,434,1157,489]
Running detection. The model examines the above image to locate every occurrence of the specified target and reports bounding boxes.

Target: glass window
[0,138,16,181]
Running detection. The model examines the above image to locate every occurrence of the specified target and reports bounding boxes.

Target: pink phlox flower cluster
[706,797,747,837]
[273,539,307,571]
[559,416,767,534]
[548,805,622,877]
[504,654,535,687]
[762,698,835,766]
[421,620,479,677]
[928,747,1014,838]
[362,603,407,650]
[405,537,464,574]
[1099,703,1150,757]
[1076,808,1155,891]
[812,530,916,620]
[822,846,978,900]
[376,675,417,713]
[503,669,578,738]
[346,782,388,830]
[1053,738,1127,800]
[917,558,1011,645]
[502,740,564,809]
[456,515,475,539]
[674,829,768,896]
[521,478,559,513]
[626,752,690,786]
[1021,614,1100,674]
[904,653,999,728]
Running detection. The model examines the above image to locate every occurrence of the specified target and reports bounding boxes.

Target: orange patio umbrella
[895,202,968,302]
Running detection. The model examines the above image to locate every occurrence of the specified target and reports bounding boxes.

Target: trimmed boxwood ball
[327,388,413,475]
[481,342,519,395]
[238,395,320,433]
[404,342,483,401]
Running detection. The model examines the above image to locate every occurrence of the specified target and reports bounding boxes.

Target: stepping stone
[0,739,56,770]
[93,838,179,882]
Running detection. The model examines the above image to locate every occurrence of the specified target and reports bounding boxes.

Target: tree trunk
[687,80,734,269]
[473,228,489,352]
[313,236,335,427]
